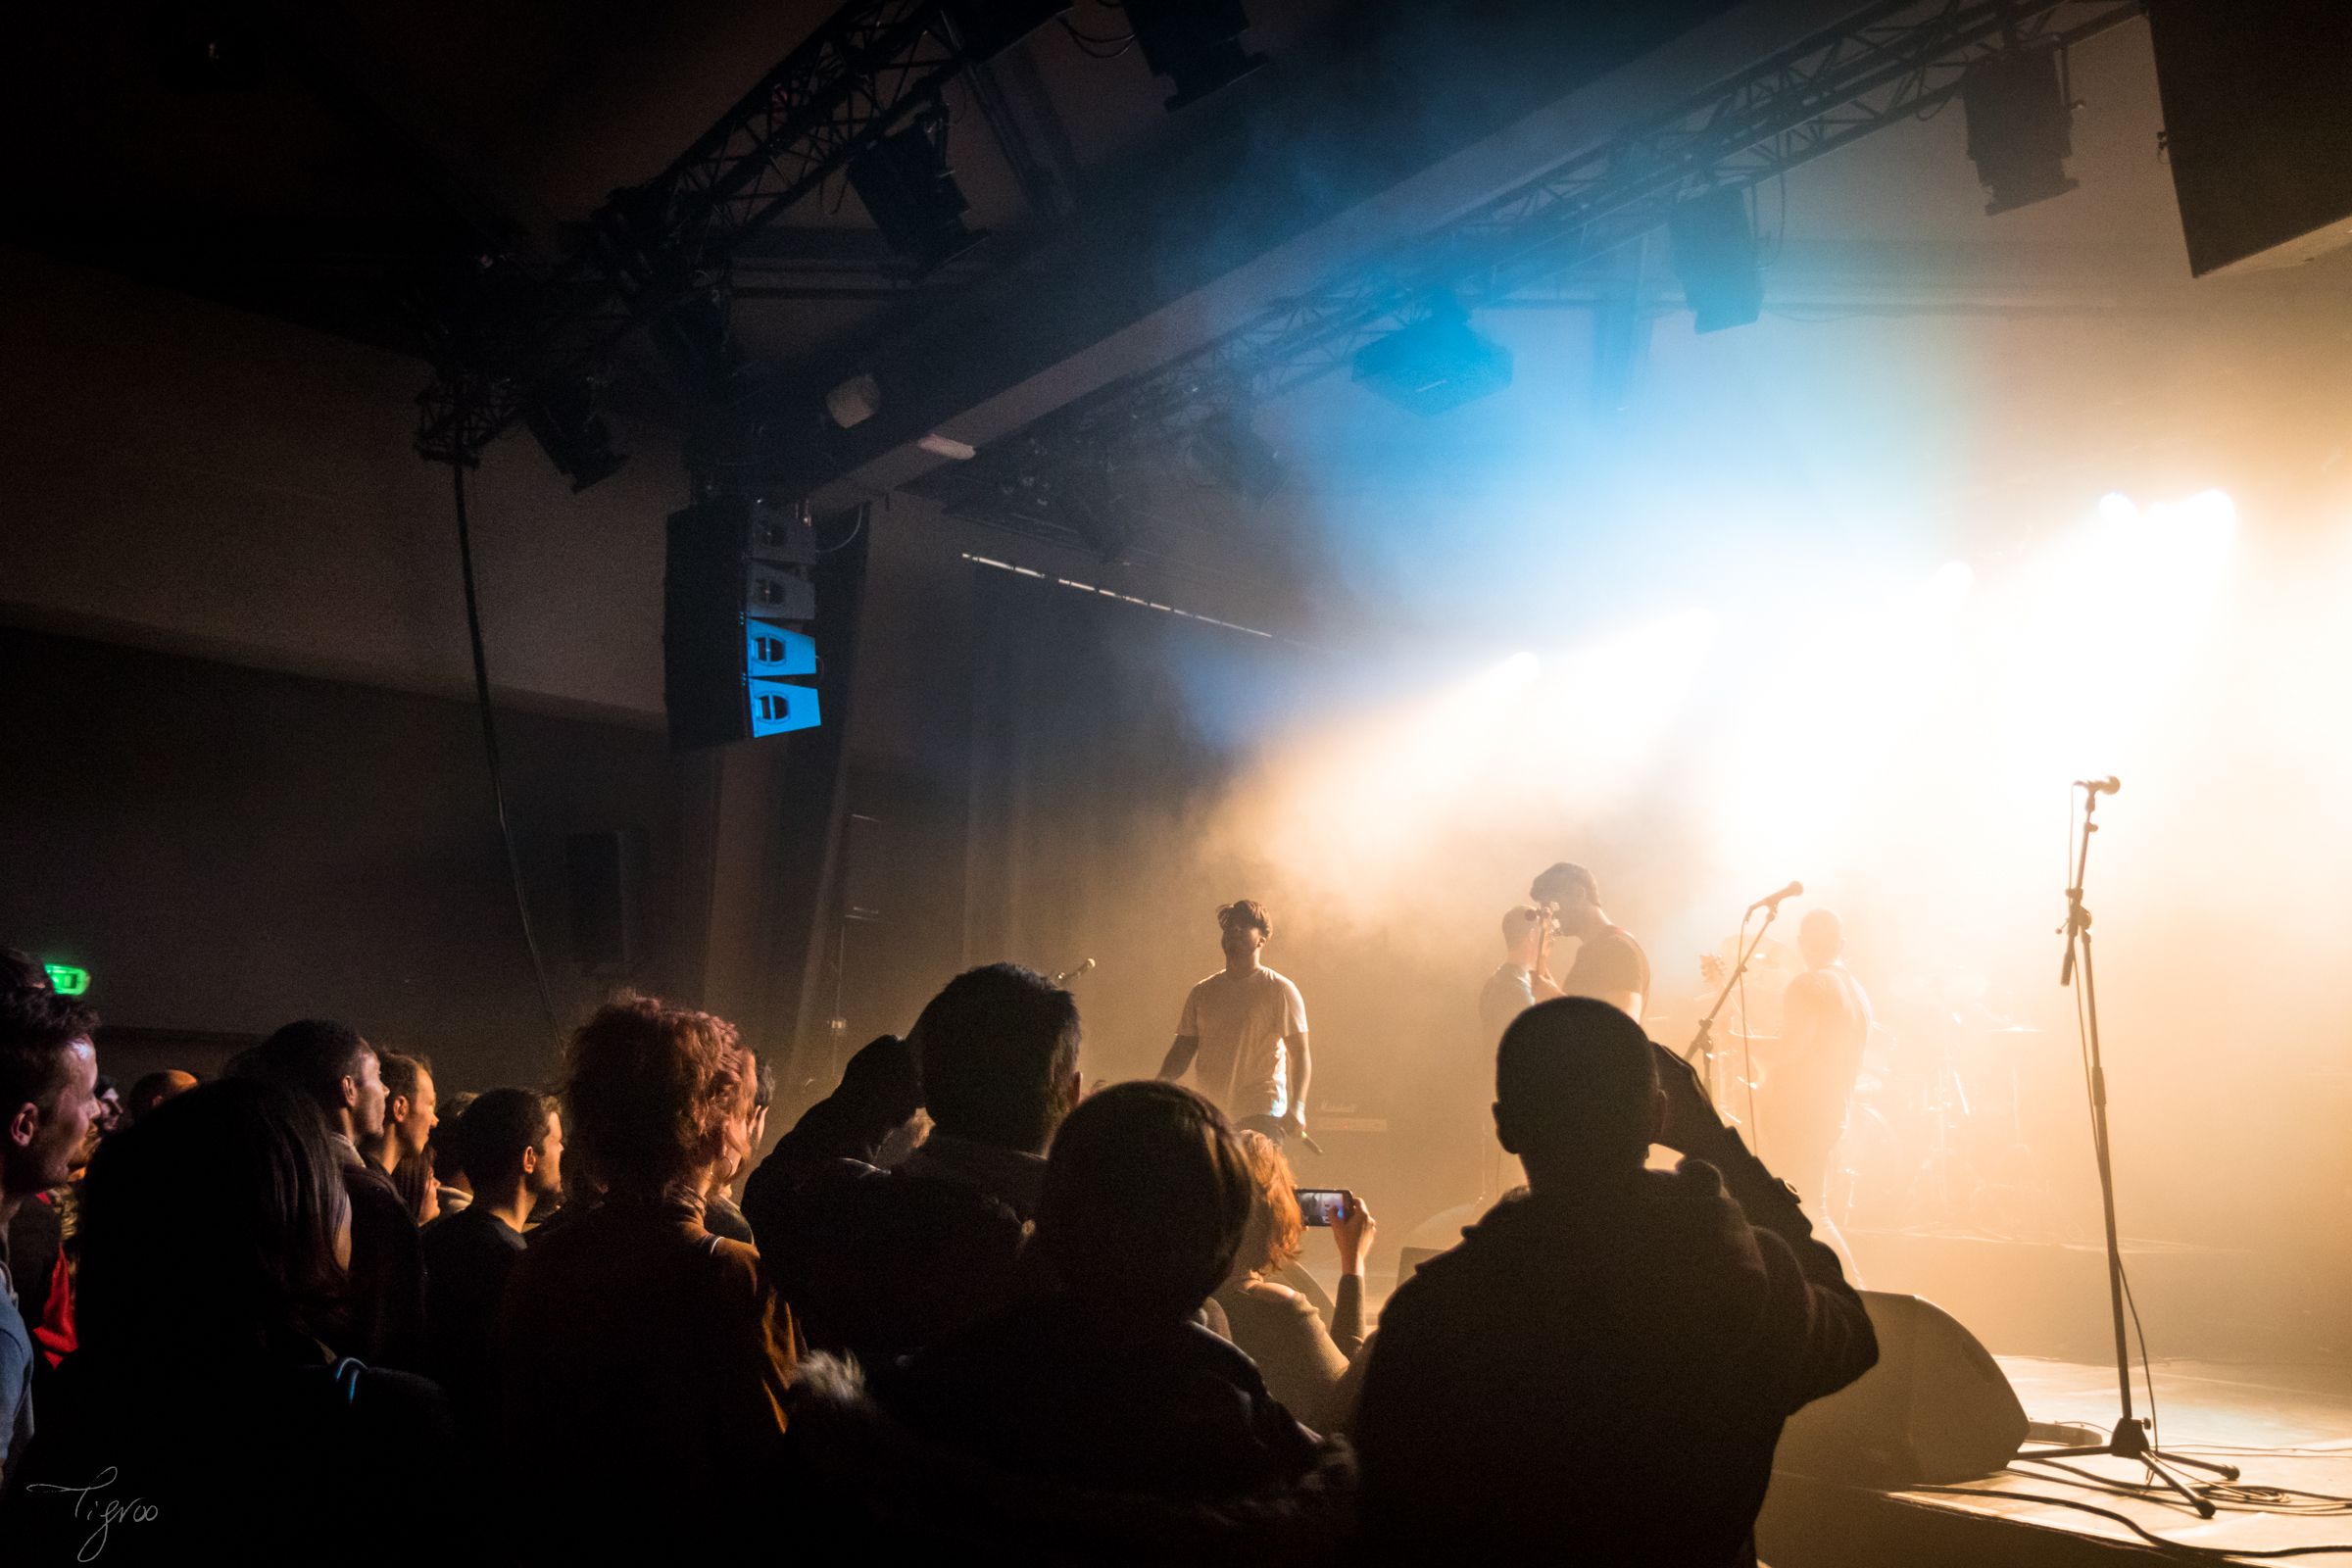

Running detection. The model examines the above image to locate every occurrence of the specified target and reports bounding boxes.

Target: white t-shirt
[1178,965,1309,1120]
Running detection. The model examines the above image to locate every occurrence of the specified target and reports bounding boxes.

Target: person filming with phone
[1212,1131,1374,1435]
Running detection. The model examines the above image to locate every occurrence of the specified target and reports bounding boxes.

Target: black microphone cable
[451,456,564,1055]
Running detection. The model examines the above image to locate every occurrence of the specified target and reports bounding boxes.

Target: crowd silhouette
[0,949,1874,1565]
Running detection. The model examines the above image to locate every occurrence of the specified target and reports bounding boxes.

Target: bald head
[1798,909,1844,969]
[125,1070,198,1124]
[1494,997,1663,1173]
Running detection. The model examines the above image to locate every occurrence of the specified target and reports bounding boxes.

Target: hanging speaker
[2147,0,2352,275]
[664,496,823,749]
[1775,1292,2028,1486]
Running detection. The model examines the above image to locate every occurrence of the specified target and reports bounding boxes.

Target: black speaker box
[2147,0,2352,275]
[1775,1292,2028,1486]
[565,828,646,972]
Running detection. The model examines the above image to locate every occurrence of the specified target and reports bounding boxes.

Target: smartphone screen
[1296,1188,1350,1227]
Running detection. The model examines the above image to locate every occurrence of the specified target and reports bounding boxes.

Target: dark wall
[2,626,692,1090]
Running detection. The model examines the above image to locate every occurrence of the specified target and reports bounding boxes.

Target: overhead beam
[914,0,2146,547]
[414,0,1010,467]
[730,1,1771,498]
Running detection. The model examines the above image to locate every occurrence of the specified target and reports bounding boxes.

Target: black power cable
[450,459,564,1054]
[1910,1483,2352,1558]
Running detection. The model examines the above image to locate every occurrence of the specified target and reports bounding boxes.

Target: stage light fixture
[826,373,881,429]
[846,106,984,273]
[1667,186,1764,333]
[1124,0,1268,112]
[1188,410,1285,501]
[1961,47,2080,216]
[519,377,626,491]
[945,445,1134,558]
[1351,296,1513,416]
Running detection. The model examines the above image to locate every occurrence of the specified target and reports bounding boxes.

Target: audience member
[7,1180,74,1372]
[4,1079,456,1561]
[366,1052,439,1224]
[123,1069,197,1124]
[701,1054,767,1244]
[751,965,1078,1360]
[431,1088,478,1216]
[0,988,100,1484]
[89,1078,123,1138]
[1351,997,1878,1565]
[1214,1132,1373,1434]
[790,1081,1352,1560]
[422,1088,559,1451]
[0,950,53,994]
[749,1032,921,1184]
[738,1033,919,1337]
[497,994,793,1560]
[245,1019,427,1368]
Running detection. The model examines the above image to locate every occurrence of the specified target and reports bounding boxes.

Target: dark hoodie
[783,1296,1357,1563]
[1352,1142,1876,1566]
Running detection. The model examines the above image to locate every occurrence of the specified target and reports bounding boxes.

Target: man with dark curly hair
[1159,899,1314,1145]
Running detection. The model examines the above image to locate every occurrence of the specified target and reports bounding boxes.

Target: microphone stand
[2022,784,2235,1513]
[1684,902,1787,1106]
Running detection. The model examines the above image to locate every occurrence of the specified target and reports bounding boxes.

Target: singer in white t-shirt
[1157,899,1311,1144]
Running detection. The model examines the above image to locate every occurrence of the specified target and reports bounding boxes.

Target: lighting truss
[416,0,984,467]
[917,0,2143,534]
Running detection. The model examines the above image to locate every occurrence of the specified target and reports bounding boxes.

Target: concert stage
[1760,1357,2352,1565]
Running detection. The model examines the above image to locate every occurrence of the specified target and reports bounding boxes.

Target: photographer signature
[24,1467,161,1561]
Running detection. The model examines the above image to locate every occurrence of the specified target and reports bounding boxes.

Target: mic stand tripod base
[2022,1414,2238,1518]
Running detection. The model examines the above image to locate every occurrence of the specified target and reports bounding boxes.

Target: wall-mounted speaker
[565,828,647,972]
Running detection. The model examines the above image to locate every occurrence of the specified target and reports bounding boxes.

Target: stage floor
[1760,1357,2352,1565]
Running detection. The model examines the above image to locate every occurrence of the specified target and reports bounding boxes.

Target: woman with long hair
[1212,1130,1375,1434]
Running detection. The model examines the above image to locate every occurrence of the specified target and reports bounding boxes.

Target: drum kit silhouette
[1696,956,2065,1240]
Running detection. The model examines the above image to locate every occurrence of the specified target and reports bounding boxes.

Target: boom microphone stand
[2022,778,2236,1514]
[1683,887,1797,1109]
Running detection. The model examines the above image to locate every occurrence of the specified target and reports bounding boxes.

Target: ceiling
[11,0,2348,612]
[1,0,1357,372]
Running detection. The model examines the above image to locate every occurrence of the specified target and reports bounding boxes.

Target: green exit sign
[43,963,89,996]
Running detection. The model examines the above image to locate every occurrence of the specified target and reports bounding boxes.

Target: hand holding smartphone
[1295,1187,1351,1227]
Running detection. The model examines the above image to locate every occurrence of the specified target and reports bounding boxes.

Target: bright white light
[2182,488,2237,534]
[1933,561,1976,601]
[2098,492,2138,524]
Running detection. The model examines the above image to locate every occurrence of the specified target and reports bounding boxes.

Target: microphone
[1053,958,1096,987]
[1745,880,1804,914]
[2075,776,2122,796]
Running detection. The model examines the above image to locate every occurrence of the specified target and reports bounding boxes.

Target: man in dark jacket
[1352,997,1877,1566]
[747,965,1077,1360]
[784,1082,1353,1563]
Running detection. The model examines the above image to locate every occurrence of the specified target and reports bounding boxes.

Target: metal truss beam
[416,0,982,467]
[917,0,2144,538]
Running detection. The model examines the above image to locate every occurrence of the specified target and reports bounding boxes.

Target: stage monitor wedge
[1775,1292,2028,1487]
[2147,0,2352,275]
